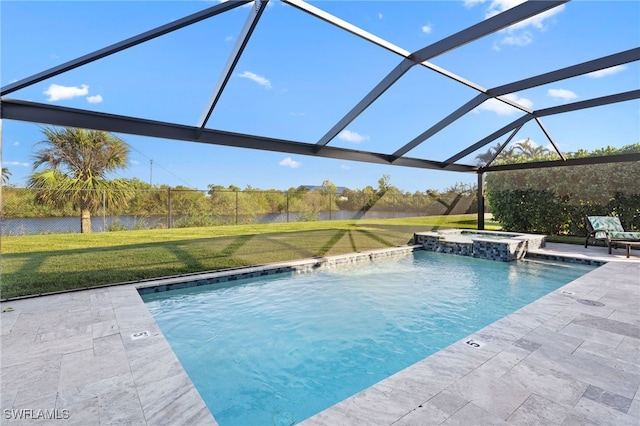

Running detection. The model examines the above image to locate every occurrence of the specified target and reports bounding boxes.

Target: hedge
[486,147,640,236]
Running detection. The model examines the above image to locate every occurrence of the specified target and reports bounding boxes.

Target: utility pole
[150,159,153,185]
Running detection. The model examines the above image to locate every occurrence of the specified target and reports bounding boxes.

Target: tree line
[1,127,477,232]
[2,127,637,235]
[1,178,478,230]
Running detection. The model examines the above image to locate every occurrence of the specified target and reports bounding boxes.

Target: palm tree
[475,142,517,166]
[513,138,550,159]
[28,127,132,233]
[1,167,11,184]
[475,143,501,166]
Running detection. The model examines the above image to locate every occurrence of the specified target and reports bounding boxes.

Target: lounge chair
[585,216,640,255]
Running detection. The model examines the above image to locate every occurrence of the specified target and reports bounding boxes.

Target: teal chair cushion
[587,216,640,241]
[608,231,640,241]
[587,216,625,233]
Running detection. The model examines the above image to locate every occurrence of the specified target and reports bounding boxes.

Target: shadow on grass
[261,234,318,259]
[169,234,254,270]
[355,229,396,247]
[1,235,257,298]
[347,230,357,252]
[316,229,348,257]
[1,227,415,299]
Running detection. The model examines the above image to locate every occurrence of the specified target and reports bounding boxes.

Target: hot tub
[414,229,546,261]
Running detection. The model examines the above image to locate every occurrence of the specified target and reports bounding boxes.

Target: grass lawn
[1,214,500,299]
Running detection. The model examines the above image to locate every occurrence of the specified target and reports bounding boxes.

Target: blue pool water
[142,251,596,426]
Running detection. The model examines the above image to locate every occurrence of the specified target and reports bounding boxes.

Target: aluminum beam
[389,47,639,159]
[484,125,523,168]
[284,0,544,157]
[390,156,476,172]
[444,89,640,166]
[0,0,251,97]
[477,172,485,230]
[1,0,635,181]
[489,47,640,97]
[313,0,566,147]
[0,99,476,173]
[445,115,533,165]
[316,58,415,147]
[283,0,409,57]
[535,90,640,117]
[392,94,489,159]
[197,0,268,133]
[284,0,486,93]
[535,118,566,160]
[411,1,567,62]
[482,153,640,172]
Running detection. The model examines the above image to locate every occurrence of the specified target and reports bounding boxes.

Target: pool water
[142,251,596,426]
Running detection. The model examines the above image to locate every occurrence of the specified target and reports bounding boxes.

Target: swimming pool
[142,250,596,426]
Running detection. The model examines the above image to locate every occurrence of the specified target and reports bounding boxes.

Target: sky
[1,0,639,193]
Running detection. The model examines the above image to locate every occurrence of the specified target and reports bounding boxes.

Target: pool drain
[577,299,604,307]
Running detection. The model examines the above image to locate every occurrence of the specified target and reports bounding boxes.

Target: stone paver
[1,243,639,425]
[1,285,216,426]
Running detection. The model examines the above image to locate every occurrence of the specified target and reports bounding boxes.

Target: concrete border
[1,243,638,425]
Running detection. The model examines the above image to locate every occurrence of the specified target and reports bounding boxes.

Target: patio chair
[584,216,640,253]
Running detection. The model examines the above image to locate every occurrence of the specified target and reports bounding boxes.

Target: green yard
[0,215,498,299]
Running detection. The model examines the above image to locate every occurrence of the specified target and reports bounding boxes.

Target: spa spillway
[414,229,546,261]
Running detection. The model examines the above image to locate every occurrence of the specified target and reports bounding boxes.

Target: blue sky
[2,0,639,193]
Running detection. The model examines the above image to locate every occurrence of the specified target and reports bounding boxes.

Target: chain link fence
[0,187,478,236]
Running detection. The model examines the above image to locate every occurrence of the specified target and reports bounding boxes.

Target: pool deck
[1,243,639,425]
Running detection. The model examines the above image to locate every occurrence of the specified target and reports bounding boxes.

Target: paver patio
[1,243,638,425]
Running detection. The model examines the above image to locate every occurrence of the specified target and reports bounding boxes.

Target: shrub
[486,144,639,236]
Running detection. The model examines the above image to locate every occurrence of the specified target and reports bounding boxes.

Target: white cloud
[4,161,29,167]
[421,24,433,34]
[377,13,383,20]
[507,5,565,32]
[289,112,305,116]
[338,130,370,143]
[218,0,256,7]
[587,65,627,79]
[279,157,301,168]
[237,71,272,89]
[467,0,565,49]
[476,93,533,115]
[547,88,578,101]
[43,84,89,101]
[225,35,233,42]
[463,0,486,7]
[340,164,351,170]
[493,32,532,50]
[87,94,103,104]
[13,141,20,146]
[130,160,140,165]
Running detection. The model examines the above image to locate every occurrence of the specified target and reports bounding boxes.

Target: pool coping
[1,243,638,425]
[136,245,421,296]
